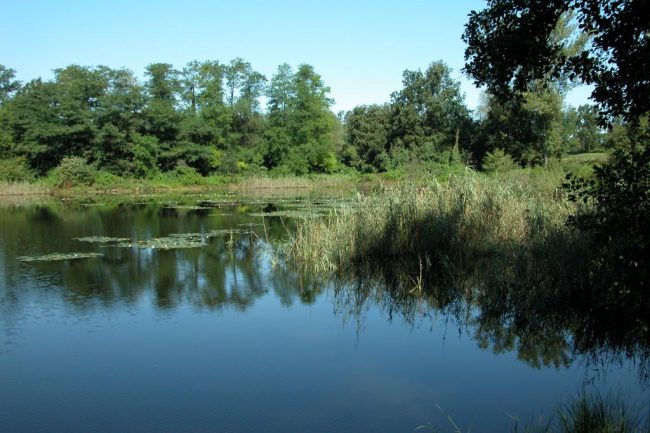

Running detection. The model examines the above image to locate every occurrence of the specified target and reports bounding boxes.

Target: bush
[0,156,34,182]
[49,156,96,187]
[482,148,517,173]
[160,162,203,185]
[93,170,124,189]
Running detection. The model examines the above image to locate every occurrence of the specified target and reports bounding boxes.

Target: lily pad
[117,237,207,250]
[75,236,131,243]
[162,205,210,210]
[116,229,252,250]
[18,252,104,262]
[247,210,325,219]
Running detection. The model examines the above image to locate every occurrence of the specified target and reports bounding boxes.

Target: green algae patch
[18,252,104,262]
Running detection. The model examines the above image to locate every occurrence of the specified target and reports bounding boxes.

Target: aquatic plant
[510,392,649,433]
[417,392,648,433]
[248,210,327,219]
[18,252,104,262]
[75,236,131,243]
[116,230,251,250]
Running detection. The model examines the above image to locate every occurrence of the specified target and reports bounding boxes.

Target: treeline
[0,59,613,181]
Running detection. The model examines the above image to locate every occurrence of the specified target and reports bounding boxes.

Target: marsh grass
[226,174,358,197]
[511,392,649,433]
[284,172,587,278]
[418,393,648,433]
[0,181,51,196]
[414,392,648,433]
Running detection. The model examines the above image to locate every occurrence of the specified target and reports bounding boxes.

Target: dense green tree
[143,63,182,169]
[387,61,471,166]
[0,59,342,177]
[6,65,110,173]
[286,64,337,174]
[563,104,603,153]
[472,12,587,167]
[264,64,295,168]
[92,67,148,174]
[0,65,20,159]
[264,64,338,173]
[0,65,21,106]
[479,86,564,166]
[344,104,390,171]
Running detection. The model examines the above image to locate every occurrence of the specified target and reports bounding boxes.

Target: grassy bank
[0,173,365,198]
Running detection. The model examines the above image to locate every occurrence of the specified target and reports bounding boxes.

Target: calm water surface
[0,194,646,433]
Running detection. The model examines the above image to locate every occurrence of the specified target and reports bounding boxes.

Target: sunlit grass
[0,181,50,196]
[283,172,585,276]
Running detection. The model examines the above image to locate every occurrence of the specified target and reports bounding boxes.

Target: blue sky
[1,0,590,113]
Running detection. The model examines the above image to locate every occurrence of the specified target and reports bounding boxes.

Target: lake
[0,193,646,433]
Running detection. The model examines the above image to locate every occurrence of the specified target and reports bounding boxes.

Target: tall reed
[285,173,584,276]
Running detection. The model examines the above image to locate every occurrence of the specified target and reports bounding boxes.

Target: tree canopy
[463,0,649,123]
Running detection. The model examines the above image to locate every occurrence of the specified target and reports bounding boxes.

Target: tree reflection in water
[325,258,649,380]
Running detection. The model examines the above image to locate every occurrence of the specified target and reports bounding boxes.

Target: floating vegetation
[117,236,207,250]
[203,229,250,236]
[237,222,266,227]
[162,205,210,210]
[18,252,104,262]
[198,200,230,208]
[248,210,326,219]
[116,229,251,250]
[75,236,131,243]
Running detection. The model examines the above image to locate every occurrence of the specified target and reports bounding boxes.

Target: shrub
[482,148,517,173]
[50,156,96,187]
[0,156,34,182]
[163,162,203,185]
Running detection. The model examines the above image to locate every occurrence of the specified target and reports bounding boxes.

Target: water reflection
[0,197,647,379]
[327,259,649,379]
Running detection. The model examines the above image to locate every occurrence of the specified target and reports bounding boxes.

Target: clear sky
[1,0,590,113]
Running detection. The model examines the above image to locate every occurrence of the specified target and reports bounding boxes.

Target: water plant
[75,236,131,243]
[18,252,104,262]
[414,392,648,433]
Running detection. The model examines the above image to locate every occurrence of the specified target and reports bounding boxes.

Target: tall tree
[388,61,470,164]
[344,105,390,172]
[0,65,21,106]
[264,64,295,168]
[144,63,181,169]
[264,64,337,173]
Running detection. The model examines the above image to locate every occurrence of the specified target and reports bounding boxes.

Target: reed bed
[285,173,583,276]
[0,181,51,196]
[229,174,356,194]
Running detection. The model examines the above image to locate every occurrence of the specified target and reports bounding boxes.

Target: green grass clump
[418,392,647,433]
[512,392,648,433]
